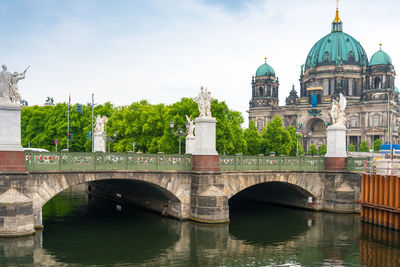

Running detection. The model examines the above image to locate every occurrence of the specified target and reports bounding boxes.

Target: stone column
[190,117,228,223]
[325,125,347,171]
[192,117,219,171]
[0,104,26,171]
[93,133,106,152]
[185,136,195,154]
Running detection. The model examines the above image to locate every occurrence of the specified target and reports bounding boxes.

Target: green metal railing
[347,157,372,172]
[24,152,369,172]
[24,152,193,171]
[219,155,325,171]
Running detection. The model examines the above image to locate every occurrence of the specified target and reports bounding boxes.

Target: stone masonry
[0,169,361,236]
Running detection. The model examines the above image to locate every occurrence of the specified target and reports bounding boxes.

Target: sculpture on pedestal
[0,65,29,105]
[195,86,213,118]
[94,115,108,152]
[185,115,195,137]
[329,93,347,126]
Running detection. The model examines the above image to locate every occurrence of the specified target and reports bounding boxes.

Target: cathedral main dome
[304,32,368,70]
[304,9,368,71]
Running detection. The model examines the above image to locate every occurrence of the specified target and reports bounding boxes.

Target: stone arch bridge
[0,152,365,236]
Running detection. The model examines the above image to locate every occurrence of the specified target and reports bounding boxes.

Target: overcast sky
[2,0,399,126]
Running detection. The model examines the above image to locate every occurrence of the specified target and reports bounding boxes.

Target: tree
[359,141,369,152]
[318,144,327,155]
[307,144,317,156]
[348,144,356,152]
[261,116,290,156]
[244,120,262,155]
[373,139,382,152]
[287,126,303,156]
[211,99,246,155]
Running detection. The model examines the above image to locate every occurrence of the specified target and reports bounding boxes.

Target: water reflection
[0,187,399,266]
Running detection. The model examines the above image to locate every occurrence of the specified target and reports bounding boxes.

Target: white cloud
[3,0,400,126]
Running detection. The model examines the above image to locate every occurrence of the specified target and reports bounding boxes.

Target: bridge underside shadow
[88,179,183,219]
[229,182,316,210]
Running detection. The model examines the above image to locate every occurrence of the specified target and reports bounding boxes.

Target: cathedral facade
[248,7,399,152]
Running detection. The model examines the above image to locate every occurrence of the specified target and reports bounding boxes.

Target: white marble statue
[329,93,347,126]
[94,115,108,134]
[93,115,108,152]
[186,115,195,137]
[0,65,28,105]
[195,86,213,118]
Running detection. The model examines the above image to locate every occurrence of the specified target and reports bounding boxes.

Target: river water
[1,186,399,266]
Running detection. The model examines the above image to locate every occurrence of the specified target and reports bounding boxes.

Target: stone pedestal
[0,189,35,237]
[192,117,219,171]
[0,104,25,171]
[325,125,347,171]
[93,133,106,152]
[185,136,195,154]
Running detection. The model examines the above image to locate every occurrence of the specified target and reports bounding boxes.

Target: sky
[1,0,400,126]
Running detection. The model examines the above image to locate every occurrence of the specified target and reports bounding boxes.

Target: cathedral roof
[369,46,392,66]
[304,8,368,71]
[256,58,275,77]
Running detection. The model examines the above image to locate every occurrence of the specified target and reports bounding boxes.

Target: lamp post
[106,132,117,153]
[170,120,188,154]
[132,142,136,153]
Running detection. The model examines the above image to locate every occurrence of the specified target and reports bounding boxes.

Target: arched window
[374,77,381,89]
[310,120,326,133]
[259,87,263,96]
[257,120,264,131]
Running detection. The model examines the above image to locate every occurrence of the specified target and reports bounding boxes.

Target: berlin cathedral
[248,6,399,152]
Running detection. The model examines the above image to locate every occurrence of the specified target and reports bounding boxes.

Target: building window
[311,120,325,133]
[351,117,357,128]
[259,87,263,96]
[374,77,381,89]
[257,120,264,131]
[373,116,380,127]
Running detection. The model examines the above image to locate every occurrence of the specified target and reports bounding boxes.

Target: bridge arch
[30,171,192,226]
[223,171,324,209]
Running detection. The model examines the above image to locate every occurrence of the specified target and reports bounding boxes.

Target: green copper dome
[395,86,399,94]
[369,48,392,66]
[304,31,368,70]
[256,61,275,77]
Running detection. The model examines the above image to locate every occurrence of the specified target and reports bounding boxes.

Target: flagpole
[91,93,94,152]
[67,94,70,151]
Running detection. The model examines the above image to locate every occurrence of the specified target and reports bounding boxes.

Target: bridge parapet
[24,152,192,172]
[219,155,325,171]
[24,152,372,173]
[347,157,373,173]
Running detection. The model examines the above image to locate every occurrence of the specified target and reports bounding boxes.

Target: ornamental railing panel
[25,152,192,171]
[219,155,325,171]
[347,157,372,173]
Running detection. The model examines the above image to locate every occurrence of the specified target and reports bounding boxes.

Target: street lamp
[106,132,117,153]
[132,142,136,152]
[170,120,188,154]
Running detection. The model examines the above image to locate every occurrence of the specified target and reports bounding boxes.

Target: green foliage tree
[373,139,382,152]
[359,140,370,152]
[243,120,262,155]
[307,144,318,156]
[21,97,247,155]
[211,99,246,155]
[348,144,356,152]
[261,116,290,156]
[287,126,303,156]
[318,144,327,155]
